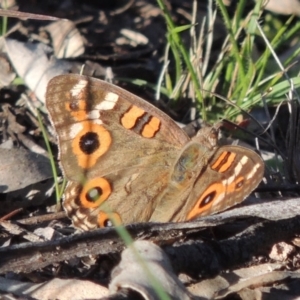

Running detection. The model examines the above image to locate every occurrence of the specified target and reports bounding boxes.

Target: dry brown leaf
[4,39,72,103]
[0,8,60,20]
[217,270,300,299]
[0,277,108,300]
[0,148,52,193]
[43,20,85,58]
[263,0,300,15]
[110,240,192,300]
[188,263,283,299]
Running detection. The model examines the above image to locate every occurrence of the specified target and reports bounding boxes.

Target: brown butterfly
[46,74,264,230]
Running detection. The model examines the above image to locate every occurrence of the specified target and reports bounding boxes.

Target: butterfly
[46,74,264,230]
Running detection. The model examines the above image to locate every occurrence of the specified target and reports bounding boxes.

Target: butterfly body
[46,74,264,230]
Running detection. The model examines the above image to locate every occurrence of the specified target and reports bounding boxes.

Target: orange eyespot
[65,100,87,121]
[79,177,112,208]
[72,122,112,168]
[235,177,245,190]
[187,176,246,220]
[187,183,224,220]
[98,212,122,227]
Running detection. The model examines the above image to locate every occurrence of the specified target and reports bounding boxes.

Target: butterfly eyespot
[72,123,112,168]
[104,219,113,227]
[200,191,216,207]
[186,183,223,220]
[86,187,102,202]
[98,212,122,227]
[235,178,245,189]
[65,100,87,121]
[80,177,112,208]
[69,101,80,111]
[79,132,100,155]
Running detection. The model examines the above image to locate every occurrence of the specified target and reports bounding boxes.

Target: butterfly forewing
[46,74,189,182]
